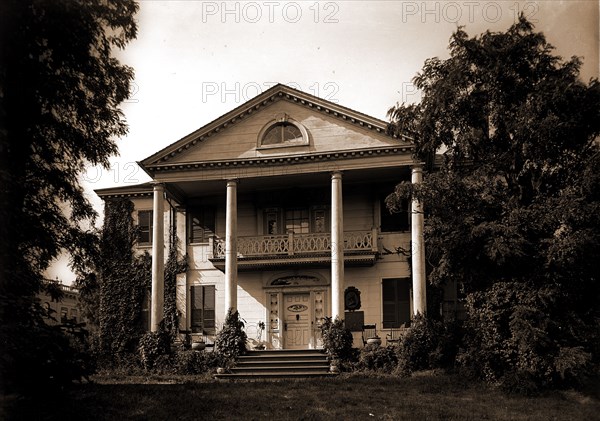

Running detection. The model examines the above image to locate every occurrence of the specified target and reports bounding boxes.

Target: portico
[138,84,427,348]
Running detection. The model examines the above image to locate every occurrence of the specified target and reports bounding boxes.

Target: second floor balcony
[209,230,378,270]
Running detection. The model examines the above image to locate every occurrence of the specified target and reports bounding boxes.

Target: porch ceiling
[169,165,411,199]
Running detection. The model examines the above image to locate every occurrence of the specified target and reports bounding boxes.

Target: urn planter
[366,337,382,346]
[191,341,206,351]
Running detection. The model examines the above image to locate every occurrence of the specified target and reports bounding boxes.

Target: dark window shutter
[382,279,399,328]
[191,285,203,333]
[189,207,215,243]
[203,285,216,334]
[138,210,153,244]
[380,197,409,232]
[382,278,411,328]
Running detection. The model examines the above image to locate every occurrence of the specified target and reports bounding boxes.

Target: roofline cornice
[145,145,414,174]
[94,183,185,203]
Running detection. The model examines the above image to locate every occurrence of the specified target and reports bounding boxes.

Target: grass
[3,372,599,420]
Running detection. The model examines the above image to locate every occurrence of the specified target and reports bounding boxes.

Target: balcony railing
[212,230,376,258]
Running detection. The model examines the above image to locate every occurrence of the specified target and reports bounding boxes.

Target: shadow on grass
[3,373,599,420]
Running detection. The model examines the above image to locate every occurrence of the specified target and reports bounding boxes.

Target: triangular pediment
[141,84,413,174]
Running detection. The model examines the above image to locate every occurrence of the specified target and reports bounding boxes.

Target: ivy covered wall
[98,198,151,356]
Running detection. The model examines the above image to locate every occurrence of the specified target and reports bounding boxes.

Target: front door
[283,293,310,349]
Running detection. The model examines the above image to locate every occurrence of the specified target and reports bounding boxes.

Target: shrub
[395,314,460,376]
[320,317,353,362]
[458,282,594,392]
[215,309,247,367]
[173,350,220,375]
[5,318,96,395]
[138,329,171,370]
[359,344,398,372]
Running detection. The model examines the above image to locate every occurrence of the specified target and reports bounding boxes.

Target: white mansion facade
[96,84,437,349]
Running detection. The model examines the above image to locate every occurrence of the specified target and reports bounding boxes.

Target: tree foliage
[387,16,600,390]
[0,0,138,393]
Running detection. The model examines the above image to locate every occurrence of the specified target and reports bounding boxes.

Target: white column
[411,165,427,315]
[224,179,238,316]
[331,171,344,320]
[150,183,165,332]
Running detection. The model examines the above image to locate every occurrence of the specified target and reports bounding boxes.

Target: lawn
[3,372,599,420]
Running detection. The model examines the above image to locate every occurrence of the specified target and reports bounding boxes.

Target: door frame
[265,285,328,350]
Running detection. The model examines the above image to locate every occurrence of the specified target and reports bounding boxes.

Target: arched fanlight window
[258,116,309,148]
[262,122,303,145]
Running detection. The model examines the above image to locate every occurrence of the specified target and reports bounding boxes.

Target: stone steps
[215,349,335,380]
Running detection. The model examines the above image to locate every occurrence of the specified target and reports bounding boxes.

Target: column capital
[226,179,238,187]
[410,163,424,172]
[151,181,165,190]
[331,170,343,179]
[411,164,424,184]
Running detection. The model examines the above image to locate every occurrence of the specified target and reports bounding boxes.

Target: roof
[94,182,153,199]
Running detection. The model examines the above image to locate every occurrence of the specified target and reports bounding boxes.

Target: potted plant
[252,321,267,350]
[191,334,206,351]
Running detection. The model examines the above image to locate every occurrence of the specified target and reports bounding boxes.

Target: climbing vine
[163,223,188,339]
[96,199,151,359]
[79,198,188,363]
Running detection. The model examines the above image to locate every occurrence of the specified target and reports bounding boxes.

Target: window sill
[257,140,309,150]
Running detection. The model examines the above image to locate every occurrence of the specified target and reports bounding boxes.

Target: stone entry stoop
[214,349,335,380]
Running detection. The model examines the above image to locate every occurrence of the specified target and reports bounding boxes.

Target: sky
[47,0,599,283]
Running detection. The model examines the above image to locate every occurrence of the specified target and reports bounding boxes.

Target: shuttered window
[189,207,215,243]
[380,197,409,232]
[191,285,216,334]
[382,278,411,328]
[138,210,153,245]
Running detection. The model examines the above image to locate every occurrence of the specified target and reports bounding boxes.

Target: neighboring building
[95,84,459,349]
[38,280,80,325]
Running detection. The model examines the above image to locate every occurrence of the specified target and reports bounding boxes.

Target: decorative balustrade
[212,230,375,258]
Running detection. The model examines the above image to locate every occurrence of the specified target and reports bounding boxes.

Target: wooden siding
[163,101,405,165]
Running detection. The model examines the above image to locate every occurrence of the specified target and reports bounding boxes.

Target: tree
[387,16,600,390]
[0,0,138,393]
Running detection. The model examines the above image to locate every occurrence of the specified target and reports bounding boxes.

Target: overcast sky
[48,1,599,283]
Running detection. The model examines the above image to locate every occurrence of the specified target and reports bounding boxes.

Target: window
[380,197,409,232]
[138,210,153,245]
[382,278,411,328]
[191,285,215,335]
[312,208,327,233]
[69,308,78,323]
[264,207,328,235]
[285,208,309,234]
[60,307,69,323]
[189,207,215,243]
[264,209,280,235]
[262,122,303,145]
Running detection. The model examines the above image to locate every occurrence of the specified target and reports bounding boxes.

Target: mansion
[95,84,457,349]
